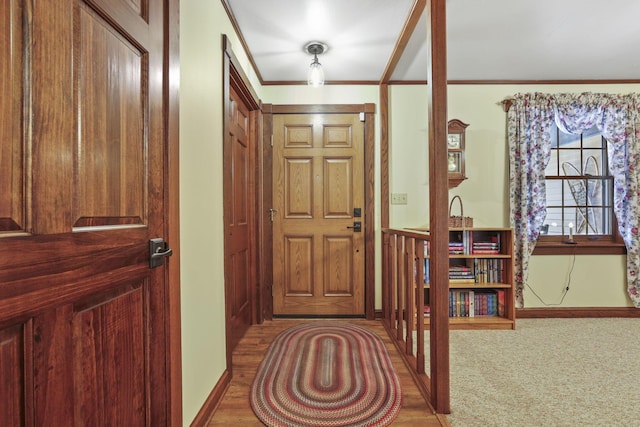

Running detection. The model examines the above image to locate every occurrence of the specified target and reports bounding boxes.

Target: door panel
[33,306,74,425]
[0,0,170,424]
[273,113,364,316]
[0,0,24,232]
[76,3,146,227]
[284,236,314,295]
[0,324,26,426]
[324,158,353,217]
[73,284,146,425]
[324,236,354,295]
[285,158,313,217]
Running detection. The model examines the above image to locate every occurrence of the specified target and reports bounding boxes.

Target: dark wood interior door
[0,1,171,425]
[224,86,255,352]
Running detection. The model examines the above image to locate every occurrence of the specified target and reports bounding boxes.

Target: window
[534,124,625,255]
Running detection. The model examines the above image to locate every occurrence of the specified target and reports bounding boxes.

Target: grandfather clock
[447,119,469,188]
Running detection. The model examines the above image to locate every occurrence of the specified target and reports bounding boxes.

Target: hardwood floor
[207,318,449,426]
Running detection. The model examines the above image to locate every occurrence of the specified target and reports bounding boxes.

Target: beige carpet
[425,318,639,427]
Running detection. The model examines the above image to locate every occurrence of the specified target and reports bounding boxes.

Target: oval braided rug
[250,322,402,427]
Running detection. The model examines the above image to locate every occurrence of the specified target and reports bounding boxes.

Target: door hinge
[270,134,274,147]
[269,208,277,222]
[359,112,365,122]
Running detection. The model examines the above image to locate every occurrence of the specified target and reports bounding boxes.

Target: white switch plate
[391,193,407,205]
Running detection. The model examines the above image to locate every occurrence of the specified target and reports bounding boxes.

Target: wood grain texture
[223,38,263,376]
[166,0,183,420]
[266,104,376,321]
[33,306,74,426]
[259,105,274,322]
[224,83,255,356]
[379,85,389,229]
[73,285,146,425]
[323,157,353,217]
[426,0,451,414]
[271,104,369,114]
[364,105,377,320]
[284,158,313,216]
[273,113,364,316]
[380,0,427,83]
[31,0,74,234]
[0,0,176,424]
[76,4,146,227]
[207,319,448,427]
[0,0,25,233]
[0,324,25,426]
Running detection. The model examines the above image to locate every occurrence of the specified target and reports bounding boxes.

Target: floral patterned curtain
[508,92,640,308]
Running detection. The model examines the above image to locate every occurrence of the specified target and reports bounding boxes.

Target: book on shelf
[471,232,501,254]
[424,258,430,284]
[449,279,476,284]
[474,291,497,316]
[445,289,503,318]
[449,273,475,278]
[472,258,505,283]
[496,289,505,317]
[472,249,500,254]
[449,240,465,255]
[461,292,467,317]
[449,266,475,282]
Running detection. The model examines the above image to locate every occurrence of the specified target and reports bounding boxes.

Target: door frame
[222,35,263,369]
[262,104,376,320]
[166,0,182,423]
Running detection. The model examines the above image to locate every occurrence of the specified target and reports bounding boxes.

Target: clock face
[447,134,461,149]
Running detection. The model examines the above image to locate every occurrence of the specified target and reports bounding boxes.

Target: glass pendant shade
[308,56,324,87]
[305,42,327,87]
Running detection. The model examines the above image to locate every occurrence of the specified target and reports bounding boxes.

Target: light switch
[391,193,407,205]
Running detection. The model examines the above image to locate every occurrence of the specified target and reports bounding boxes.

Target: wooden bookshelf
[422,228,516,330]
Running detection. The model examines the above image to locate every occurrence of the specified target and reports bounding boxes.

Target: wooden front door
[0,1,172,425]
[272,113,365,316]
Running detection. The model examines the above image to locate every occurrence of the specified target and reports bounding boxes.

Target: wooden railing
[381,228,449,414]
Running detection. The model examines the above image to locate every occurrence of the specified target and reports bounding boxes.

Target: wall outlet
[391,193,408,205]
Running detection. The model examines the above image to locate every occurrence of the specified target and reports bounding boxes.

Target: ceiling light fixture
[305,42,327,87]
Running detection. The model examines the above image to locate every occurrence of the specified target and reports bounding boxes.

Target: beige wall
[389,83,640,308]
[388,85,431,227]
[179,1,259,424]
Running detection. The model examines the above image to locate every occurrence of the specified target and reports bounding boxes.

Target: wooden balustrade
[381,228,449,414]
